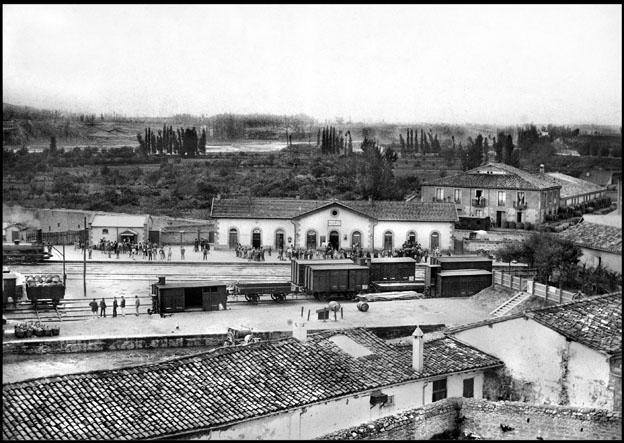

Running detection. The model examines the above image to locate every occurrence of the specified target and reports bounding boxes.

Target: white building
[88,214,153,245]
[557,219,622,273]
[447,293,622,411]
[2,326,503,440]
[210,197,458,253]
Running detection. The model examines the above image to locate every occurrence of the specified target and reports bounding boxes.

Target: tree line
[137,125,207,157]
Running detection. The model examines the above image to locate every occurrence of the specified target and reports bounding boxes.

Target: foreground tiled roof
[447,293,622,355]
[211,198,458,222]
[2,328,501,440]
[557,221,622,253]
[424,163,559,191]
[528,292,622,355]
[545,172,605,198]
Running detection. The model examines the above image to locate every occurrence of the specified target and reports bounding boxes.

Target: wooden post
[301,306,304,318]
[62,243,66,287]
[83,216,87,297]
[307,309,310,321]
[545,284,548,302]
[341,307,343,319]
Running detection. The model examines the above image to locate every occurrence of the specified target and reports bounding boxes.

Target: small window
[432,378,447,402]
[436,188,444,201]
[463,378,474,398]
[386,395,395,405]
[454,189,461,204]
[102,229,109,234]
[497,191,506,206]
[330,209,339,217]
[57,223,61,227]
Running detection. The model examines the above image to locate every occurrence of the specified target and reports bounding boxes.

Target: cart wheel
[274,293,286,303]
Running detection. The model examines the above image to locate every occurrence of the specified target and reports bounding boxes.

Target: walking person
[88,246,93,260]
[203,246,208,261]
[112,297,118,318]
[89,298,98,318]
[135,295,140,316]
[99,297,107,317]
[120,296,126,316]
[167,247,172,262]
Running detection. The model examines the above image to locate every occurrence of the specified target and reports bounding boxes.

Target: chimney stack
[412,326,424,371]
[539,164,545,179]
[293,321,308,342]
[158,276,166,285]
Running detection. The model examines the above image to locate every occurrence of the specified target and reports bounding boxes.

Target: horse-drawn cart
[230,282,292,303]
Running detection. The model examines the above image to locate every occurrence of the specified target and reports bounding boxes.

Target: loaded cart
[231,281,292,303]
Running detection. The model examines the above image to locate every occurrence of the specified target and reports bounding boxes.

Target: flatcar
[231,282,292,303]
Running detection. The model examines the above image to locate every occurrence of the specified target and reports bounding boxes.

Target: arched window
[306,230,317,249]
[383,231,393,251]
[430,231,440,250]
[102,229,109,235]
[407,231,417,246]
[351,231,362,248]
[228,228,238,249]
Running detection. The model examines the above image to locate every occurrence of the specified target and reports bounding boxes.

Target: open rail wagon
[231,282,292,303]
[24,274,65,305]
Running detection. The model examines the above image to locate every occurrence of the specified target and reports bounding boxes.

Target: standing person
[202,246,208,261]
[99,297,107,317]
[120,296,126,316]
[148,247,152,261]
[134,295,140,316]
[167,247,172,262]
[88,246,93,259]
[89,298,98,318]
[180,246,185,260]
[112,297,118,318]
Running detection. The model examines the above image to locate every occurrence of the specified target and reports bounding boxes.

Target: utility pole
[83,216,87,297]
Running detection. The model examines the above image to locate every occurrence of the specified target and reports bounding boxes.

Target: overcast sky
[3,4,622,125]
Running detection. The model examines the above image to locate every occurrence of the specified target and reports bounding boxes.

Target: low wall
[2,325,446,355]
[318,398,622,440]
[461,398,622,440]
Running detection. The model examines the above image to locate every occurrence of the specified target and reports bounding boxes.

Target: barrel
[357,301,369,312]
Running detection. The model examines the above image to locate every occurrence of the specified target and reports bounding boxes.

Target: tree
[49,136,57,154]
[503,135,515,165]
[357,138,397,200]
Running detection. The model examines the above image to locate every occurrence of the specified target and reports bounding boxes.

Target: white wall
[567,342,613,410]
[374,221,453,251]
[216,218,294,248]
[578,247,622,274]
[452,318,612,408]
[296,208,374,249]
[188,372,483,440]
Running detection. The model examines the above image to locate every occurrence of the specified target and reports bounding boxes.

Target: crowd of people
[89,295,141,318]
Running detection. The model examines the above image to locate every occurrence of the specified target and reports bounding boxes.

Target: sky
[3,4,622,125]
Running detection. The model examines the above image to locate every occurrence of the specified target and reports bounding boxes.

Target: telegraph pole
[83,216,87,297]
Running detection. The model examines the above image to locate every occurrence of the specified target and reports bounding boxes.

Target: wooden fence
[493,270,577,304]
[26,230,84,245]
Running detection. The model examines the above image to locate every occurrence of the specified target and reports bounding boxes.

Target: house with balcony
[420,163,561,227]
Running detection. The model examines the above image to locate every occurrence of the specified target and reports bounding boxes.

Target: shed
[435,269,492,298]
[151,278,227,313]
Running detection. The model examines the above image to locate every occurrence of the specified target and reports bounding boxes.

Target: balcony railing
[471,198,486,207]
[513,201,528,210]
[432,197,445,202]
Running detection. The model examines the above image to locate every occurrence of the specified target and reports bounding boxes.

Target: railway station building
[209,197,458,253]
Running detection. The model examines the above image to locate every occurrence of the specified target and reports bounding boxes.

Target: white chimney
[539,164,545,179]
[412,326,424,371]
[293,321,308,342]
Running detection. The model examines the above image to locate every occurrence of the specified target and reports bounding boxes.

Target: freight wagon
[290,259,354,286]
[305,264,369,300]
[151,276,227,314]
[425,255,493,297]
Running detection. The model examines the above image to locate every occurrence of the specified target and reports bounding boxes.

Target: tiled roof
[90,214,149,227]
[446,293,622,355]
[581,170,618,186]
[544,172,605,198]
[424,163,559,191]
[210,198,458,222]
[557,221,622,253]
[2,328,501,440]
[528,293,622,355]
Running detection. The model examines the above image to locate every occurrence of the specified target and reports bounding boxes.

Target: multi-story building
[421,162,561,226]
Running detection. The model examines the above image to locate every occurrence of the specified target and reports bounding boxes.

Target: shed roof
[424,162,559,191]
[1,328,502,440]
[557,221,622,254]
[90,214,149,228]
[438,269,492,277]
[211,198,458,222]
[544,172,605,198]
[447,293,622,355]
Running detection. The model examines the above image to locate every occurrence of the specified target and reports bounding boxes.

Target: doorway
[430,232,440,250]
[306,230,317,249]
[252,229,261,249]
[516,212,523,223]
[275,230,285,250]
[228,228,238,248]
[329,231,340,250]
[496,211,504,228]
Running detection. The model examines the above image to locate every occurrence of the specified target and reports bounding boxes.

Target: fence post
[545,285,548,302]
[559,287,563,304]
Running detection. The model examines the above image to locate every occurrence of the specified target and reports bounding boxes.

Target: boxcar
[368,257,417,282]
[306,264,369,299]
[428,255,493,272]
[151,277,227,313]
[434,269,493,297]
[291,259,354,286]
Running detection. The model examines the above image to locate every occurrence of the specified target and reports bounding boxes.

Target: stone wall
[318,398,622,440]
[318,398,460,440]
[461,398,622,440]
